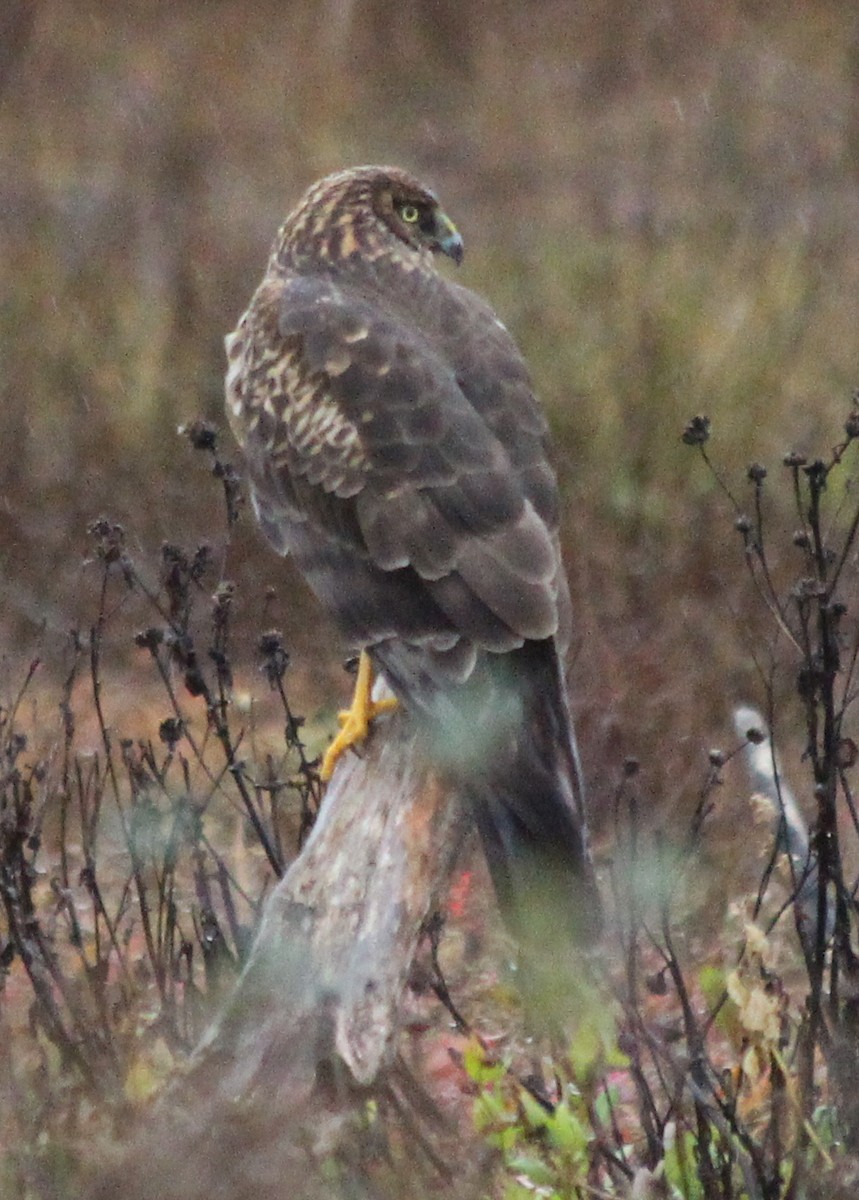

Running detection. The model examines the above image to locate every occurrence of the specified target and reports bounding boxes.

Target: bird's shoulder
[228,268,501,500]
[238,268,448,391]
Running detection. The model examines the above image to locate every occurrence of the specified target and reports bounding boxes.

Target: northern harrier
[226,166,600,945]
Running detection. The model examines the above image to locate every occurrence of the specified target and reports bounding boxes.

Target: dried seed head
[88,518,126,564]
[181,419,218,452]
[134,627,164,652]
[184,668,206,698]
[803,459,828,488]
[783,450,807,468]
[735,514,752,534]
[258,629,290,684]
[191,543,214,582]
[159,717,184,749]
[681,414,711,446]
[747,462,767,484]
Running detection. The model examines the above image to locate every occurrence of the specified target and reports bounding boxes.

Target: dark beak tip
[444,235,464,266]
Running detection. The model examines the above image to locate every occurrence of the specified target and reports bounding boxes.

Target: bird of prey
[225,166,600,945]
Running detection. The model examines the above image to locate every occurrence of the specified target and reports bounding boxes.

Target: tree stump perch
[87,707,471,1200]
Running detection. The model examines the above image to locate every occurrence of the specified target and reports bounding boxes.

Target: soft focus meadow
[5,2,859,795]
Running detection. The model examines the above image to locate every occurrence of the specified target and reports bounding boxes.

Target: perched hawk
[226,166,600,945]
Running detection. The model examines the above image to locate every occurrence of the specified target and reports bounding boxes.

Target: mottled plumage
[226,166,600,945]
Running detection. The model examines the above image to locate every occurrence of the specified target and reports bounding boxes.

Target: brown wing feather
[229,272,562,650]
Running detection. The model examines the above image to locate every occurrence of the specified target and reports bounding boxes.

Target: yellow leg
[320,651,398,781]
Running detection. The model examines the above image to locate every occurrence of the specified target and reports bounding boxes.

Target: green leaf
[568,1019,603,1080]
[699,964,742,1043]
[462,1038,506,1086]
[474,1087,510,1130]
[663,1130,705,1200]
[547,1100,590,1160]
[491,1123,524,1153]
[519,1087,551,1131]
[594,1084,620,1127]
[506,1153,557,1186]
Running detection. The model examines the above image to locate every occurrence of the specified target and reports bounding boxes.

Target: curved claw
[320,652,398,780]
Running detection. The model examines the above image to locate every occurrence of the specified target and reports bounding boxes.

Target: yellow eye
[400,204,420,224]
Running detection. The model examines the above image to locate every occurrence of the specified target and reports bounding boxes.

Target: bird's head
[275,165,464,271]
[371,169,464,265]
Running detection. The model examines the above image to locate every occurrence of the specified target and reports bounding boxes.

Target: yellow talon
[320,651,398,780]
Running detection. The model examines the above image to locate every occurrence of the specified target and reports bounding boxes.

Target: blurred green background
[4,0,859,822]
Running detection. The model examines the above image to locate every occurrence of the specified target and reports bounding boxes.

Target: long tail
[464,640,602,948]
[376,637,602,948]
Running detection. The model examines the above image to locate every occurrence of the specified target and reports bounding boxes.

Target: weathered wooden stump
[87,709,470,1200]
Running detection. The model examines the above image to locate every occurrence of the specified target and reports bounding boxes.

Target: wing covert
[231,275,560,635]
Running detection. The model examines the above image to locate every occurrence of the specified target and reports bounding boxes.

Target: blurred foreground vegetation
[4,414,859,1197]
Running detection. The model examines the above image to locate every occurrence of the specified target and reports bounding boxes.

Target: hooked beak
[434,212,464,265]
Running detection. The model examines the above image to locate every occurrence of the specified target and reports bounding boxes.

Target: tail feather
[466,641,602,947]
[374,637,601,948]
